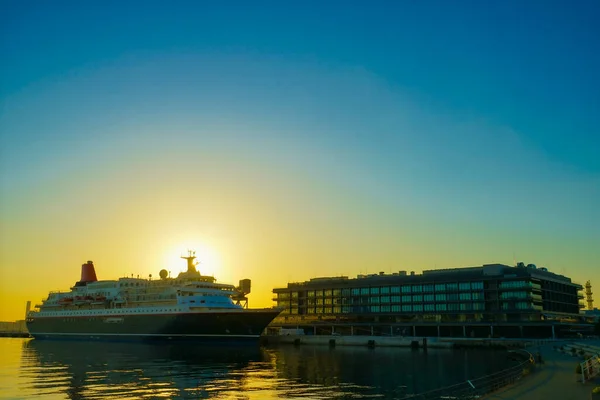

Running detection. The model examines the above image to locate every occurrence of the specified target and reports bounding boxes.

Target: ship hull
[27,309,280,343]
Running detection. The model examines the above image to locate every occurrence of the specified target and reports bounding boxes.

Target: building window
[412,295,422,302]
[333,306,341,313]
[402,305,412,312]
[370,296,379,304]
[472,292,484,301]
[391,286,401,294]
[402,295,411,302]
[500,291,529,299]
[460,303,472,311]
[325,290,332,297]
[436,304,447,311]
[401,286,411,293]
[424,304,435,312]
[471,282,484,290]
[391,305,401,312]
[351,288,360,296]
[459,293,472,301]
[360,288,369,295]
[370,287,380,295]
[381,296,390,303]
[381,287,390,294]
[423,284,434,292]
[424,294,434,302]
[370,305,380,313]
[391,295,401,303]
[413,304,423,312]
[435,294,446,301]
[412,285,422,293]
[435,284,446,292]
[499,281,532,289]
[459,282,471,291]
[381,305,390,312]
[447,283,458,291]
[333,289,341,296]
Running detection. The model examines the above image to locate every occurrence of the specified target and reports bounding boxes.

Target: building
[271,262,590,339]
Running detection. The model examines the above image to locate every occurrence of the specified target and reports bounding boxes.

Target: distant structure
[585,280,594,310]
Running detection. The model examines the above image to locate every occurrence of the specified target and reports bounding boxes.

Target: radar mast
[181,250,199,274]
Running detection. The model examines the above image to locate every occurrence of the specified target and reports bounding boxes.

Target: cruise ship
[26,251,281,342]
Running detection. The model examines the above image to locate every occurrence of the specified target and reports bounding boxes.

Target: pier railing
[400,349,535,400]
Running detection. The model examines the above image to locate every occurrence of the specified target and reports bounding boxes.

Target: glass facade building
[271,263,586,338]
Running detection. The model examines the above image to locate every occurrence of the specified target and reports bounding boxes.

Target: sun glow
[164,243,222,278]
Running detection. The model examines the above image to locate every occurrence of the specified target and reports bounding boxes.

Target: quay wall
[260,334,546,349]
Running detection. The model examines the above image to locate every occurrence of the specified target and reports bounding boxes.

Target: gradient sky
[1,1,599,321]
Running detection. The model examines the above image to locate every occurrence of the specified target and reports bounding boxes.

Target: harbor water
[0,338,518,399]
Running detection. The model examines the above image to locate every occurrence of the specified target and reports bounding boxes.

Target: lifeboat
[58,297,73,304]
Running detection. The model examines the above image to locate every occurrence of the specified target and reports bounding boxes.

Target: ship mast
[181,250,199,274]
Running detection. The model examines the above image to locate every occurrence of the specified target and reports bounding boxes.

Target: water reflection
[20,340,265,399]
[265,345,514,397]
[14,339,516,399]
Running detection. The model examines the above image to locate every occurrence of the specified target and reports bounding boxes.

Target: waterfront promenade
[488,342,600,400]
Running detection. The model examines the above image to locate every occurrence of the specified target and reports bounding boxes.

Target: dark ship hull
[27,309,280,342]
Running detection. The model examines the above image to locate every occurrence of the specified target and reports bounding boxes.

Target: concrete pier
[261,334,543,349]
[487,341,600,400]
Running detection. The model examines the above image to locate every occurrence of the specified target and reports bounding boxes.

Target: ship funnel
[79,260,98,284]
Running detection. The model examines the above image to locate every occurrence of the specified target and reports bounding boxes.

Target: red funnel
[80,261,98,283]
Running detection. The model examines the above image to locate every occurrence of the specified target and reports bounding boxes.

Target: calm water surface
[0,338,516,399]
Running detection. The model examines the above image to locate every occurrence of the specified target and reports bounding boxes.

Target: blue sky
[0,0,599,319]
[2,0,599,174]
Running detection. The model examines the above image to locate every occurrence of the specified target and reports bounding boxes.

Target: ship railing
[399,349,535,400]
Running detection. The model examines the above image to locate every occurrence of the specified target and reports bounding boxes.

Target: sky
[1,0,599,321]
